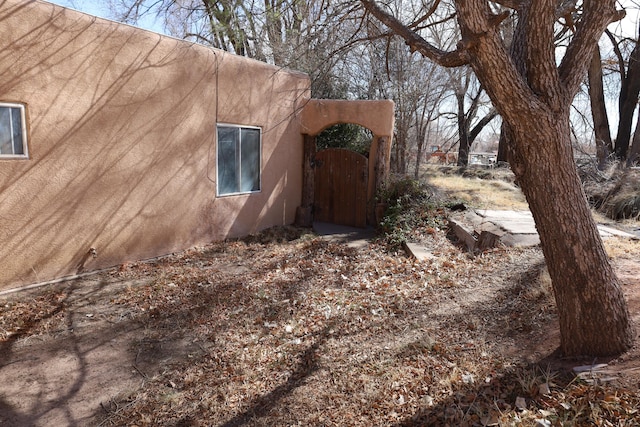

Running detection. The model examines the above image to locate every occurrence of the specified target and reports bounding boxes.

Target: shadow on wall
[0,1,307,288]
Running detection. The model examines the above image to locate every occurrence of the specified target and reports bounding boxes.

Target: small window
[0,103,27,158]
[217,124,261,196]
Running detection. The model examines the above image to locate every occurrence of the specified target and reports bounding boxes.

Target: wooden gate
[314,148,368,228]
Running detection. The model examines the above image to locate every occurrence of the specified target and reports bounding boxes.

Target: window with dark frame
[0,103,27,158]
[217,124,261,196]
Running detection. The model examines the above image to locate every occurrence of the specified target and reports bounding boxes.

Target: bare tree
[361,0,634,356]
[444,66,497,166]
[587,45,614,168]
[366,30,449,174]
[608,23,640,162]
[413,69,448,177]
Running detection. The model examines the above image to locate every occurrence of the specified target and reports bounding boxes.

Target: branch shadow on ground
[391,258,609,426]
[218,323,335,427]
[0,280,112,426]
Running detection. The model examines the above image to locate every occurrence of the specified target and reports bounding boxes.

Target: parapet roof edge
[36,0,310,79]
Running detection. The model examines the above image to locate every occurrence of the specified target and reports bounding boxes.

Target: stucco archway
[296,99,395,227]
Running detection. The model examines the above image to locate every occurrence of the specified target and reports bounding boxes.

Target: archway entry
[296,99,395,228]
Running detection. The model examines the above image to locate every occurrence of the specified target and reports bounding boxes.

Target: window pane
[11,108,23,155]
[240,128,260,192]
[217,127,239,195]
[0,107,12,154]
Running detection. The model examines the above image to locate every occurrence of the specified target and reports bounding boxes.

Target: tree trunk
[456,93,470,167]
[457,0,634,357]
[361,0,635,357]
[496,125,508,163]
[393,125,408,174]
[614,23,640,160]
[457,130,470,167]
[508,110,634,356]
[587,47,613,169]
[414,127,426,179]
[626,107,640,166]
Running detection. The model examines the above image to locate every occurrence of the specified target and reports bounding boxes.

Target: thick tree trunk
[496,126,508,163]
[456,0,635,356]
[457,137,470,167]
[509,111,634,356]
[362,0,635,357]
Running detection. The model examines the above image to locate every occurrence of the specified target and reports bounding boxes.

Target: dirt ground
[1,227,640,426]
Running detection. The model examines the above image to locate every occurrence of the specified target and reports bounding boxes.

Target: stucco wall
[300,99,395,137]
[0,0,310,289]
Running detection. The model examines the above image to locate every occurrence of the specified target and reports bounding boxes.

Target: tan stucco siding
[0,0,310,289]
[300,99,395,137]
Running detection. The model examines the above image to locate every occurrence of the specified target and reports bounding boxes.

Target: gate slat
[314,148,368,228]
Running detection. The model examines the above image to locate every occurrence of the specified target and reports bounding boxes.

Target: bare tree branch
[558,0,626,98]
[360,0,469,67]
[469,108,498,142]
[605,29,627,80]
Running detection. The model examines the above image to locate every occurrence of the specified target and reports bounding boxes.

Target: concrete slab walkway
[448,209,638,252]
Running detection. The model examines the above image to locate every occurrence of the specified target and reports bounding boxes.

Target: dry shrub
[581,165,640,220]
[585,169,640,220]
[604,185,640,220]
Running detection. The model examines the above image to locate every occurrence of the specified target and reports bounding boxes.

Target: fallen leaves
[1,226,639,426]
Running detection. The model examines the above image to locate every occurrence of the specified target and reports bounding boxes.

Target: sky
[47,0,164,33]
[48,1,638,40]
[47,0,638,140]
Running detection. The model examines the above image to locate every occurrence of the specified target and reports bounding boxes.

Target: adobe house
[0,0,394,291]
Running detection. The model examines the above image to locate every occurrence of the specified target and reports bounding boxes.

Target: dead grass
[580,163,640,221]
[422,165,529,210]
[604,235,640,259]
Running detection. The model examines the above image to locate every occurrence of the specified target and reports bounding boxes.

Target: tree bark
[455,0,634,356]
[363,0,635,356]
[414,127,426,179]
[509,111,633,356]
[587,47,613,169]
[626,107,640,166]
[614,22,640,160]
[456,92,471,167]
[496,125,508,163]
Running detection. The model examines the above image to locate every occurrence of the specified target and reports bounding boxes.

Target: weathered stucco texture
[0,0,310,289]
[300,99,395,137]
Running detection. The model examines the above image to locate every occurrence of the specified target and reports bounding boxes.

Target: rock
[404,242,437,261]
[477,230,502,250]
